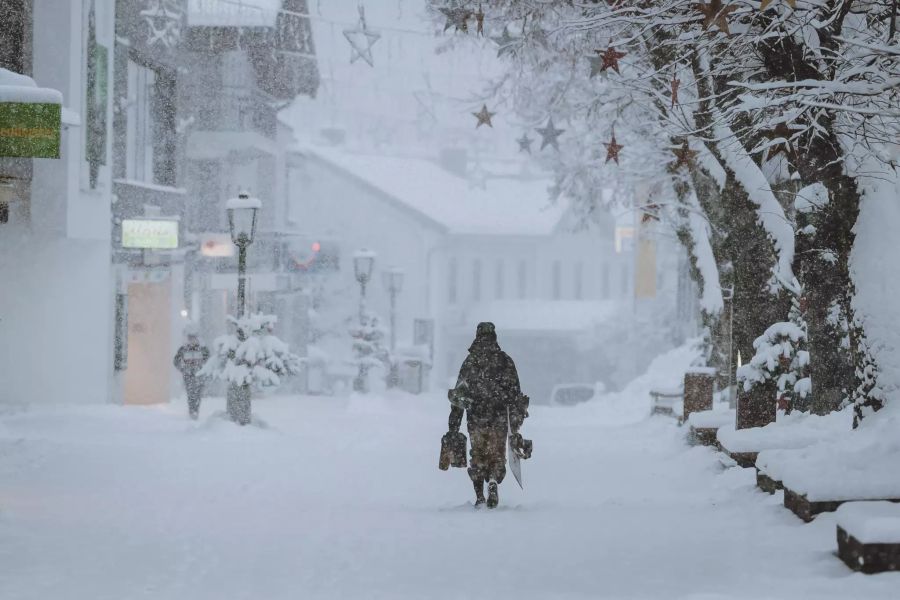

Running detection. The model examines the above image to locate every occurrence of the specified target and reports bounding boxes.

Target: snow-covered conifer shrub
[201,313,301,389]
[737,298,810,413]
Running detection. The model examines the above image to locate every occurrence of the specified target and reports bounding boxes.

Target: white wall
[0,0,115,406]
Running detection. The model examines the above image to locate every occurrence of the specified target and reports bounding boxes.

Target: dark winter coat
[448,327,528,433]
[173,343,210,378]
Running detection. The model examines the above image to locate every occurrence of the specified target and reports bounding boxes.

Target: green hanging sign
[0,101,61,158]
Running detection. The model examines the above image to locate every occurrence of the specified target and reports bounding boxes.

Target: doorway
[123,277,171,405]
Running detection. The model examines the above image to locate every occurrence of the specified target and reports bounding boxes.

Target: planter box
[836,502,900,573]
[686,408,733,448]
[838,528,900,573]
[689,426,719,447]
[756,468,782,494]
[783,487,900,523]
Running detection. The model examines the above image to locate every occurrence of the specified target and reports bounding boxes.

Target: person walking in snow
[445,322,530,509]
[173,330,210,420]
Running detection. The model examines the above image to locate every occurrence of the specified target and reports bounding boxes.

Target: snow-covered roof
[469,300,620,334]
[297,144,567,236]
[0,67,63,104]
[187,0,282,28]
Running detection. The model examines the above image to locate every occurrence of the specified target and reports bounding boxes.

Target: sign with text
[122,219,179,249]
[0,102,61,158]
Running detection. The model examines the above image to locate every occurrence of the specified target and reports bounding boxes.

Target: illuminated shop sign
[122,219,179,249]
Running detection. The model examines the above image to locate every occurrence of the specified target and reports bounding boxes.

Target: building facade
[0,0,116,405]
[289,144,652,401]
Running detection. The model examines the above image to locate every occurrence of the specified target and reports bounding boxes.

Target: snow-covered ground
[1,355,898,599]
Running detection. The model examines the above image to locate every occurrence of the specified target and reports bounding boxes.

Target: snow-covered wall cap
[0,68,63,104]
[353,248,376,259]
[226,193,262,210]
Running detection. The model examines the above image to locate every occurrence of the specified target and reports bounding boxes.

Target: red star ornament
[605,133,624,164]
[599,46,627,75]
[696,0,738,35]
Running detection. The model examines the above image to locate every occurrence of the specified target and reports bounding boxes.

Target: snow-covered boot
[487,480,499,509]
[473,479,486,507]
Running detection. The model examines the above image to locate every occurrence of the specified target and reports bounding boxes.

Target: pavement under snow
[1,369,898,599]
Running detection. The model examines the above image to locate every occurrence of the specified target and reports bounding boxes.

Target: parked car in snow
[549,382,607,407]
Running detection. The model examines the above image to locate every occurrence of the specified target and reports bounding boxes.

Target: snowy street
[2,390,896,600]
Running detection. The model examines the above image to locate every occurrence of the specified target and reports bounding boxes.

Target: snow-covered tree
[202,313,301,390]
[348,310,390,393]
[428,0,898,423]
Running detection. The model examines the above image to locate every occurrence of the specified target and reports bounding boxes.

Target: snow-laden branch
[687,191,724,315]
[713,122,800,295]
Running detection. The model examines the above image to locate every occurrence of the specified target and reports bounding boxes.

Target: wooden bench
[650,389,684,421]
[836,502,900,573]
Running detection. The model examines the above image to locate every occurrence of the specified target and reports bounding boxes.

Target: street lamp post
[352,249,376,392]
[382,266,404,353]
[382,266,404,389]
[226,192,260,424]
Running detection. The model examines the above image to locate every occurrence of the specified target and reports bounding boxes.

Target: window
[602,263,611,299]
[448,258,458,304]
[472,259,482,302]
[494,260,504,300]
[574,261,584,300]
[124,59,175,185]
[517,260,527,299]
[552,260,562,300]
[125,59,156,183]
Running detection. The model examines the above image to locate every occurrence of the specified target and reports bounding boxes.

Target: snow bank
[718,409,851,454]
[757,405,900,501]
[836,502,900,544]
[688,407,734,429]
[552,340,701,426]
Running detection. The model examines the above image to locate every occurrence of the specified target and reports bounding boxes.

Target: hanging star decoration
[490,27,519,58]
[517,133,533,154]
[605,130,624,164]
[760,0,796,10]
[697,0,738,35]
[761,122,797,160]
[474,4,485,36]
[535,118,565,151]
[669,140,699,171]
[472,104,495,128]
[591,46,627,77]
[440,1,472,34]
[343,5,380,67]
[670,74,681,108]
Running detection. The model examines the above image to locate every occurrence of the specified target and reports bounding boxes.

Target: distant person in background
[173,329,210,420]
[445,322,530,509]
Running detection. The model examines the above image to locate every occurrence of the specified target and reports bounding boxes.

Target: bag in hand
[508,432,533,460]
[438,431,468,471]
